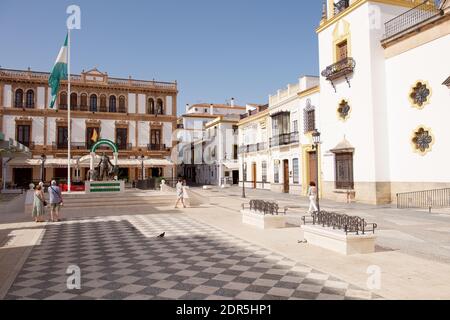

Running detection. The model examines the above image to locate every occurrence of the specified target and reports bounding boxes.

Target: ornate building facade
[0,67,178,187]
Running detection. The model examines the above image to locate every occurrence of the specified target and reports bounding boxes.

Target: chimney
[186,104,190,113]
[210,104,214,115]
[231,98,235,107]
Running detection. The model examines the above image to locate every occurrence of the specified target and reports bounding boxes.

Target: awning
[144,159,174,166]
[7,158,77,167]
[0,134,32,158]
[223,161,239,170]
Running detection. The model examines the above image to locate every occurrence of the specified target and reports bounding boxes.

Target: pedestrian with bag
[32,184,46,223]
[48,180,63,222]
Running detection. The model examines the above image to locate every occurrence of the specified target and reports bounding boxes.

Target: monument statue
[98,153,114,181]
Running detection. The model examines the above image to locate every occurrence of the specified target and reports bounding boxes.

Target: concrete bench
[301,211,377,255]
[241,200,286,229]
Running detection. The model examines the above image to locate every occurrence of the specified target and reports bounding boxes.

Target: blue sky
[0,0,322,114]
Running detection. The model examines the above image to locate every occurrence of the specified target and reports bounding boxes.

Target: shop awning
[223,161,239,170]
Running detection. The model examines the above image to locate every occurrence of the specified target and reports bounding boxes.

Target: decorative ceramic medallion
[337,99,351,121]
[409,81,431,109]
[411,126,434,155]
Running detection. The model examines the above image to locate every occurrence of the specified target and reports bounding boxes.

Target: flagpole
[67,28,71,193]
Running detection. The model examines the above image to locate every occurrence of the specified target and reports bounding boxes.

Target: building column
[0,83,4,108]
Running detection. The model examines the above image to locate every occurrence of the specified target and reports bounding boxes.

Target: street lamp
[140,155,145,180]
[40,154,46,182]
[241,145,246,198]
[312,130,321,213]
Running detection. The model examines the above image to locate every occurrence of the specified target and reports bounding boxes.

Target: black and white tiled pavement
[5,214,382,300]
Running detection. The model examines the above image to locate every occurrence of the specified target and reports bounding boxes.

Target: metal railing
[147,144,169,151]
[334,0,350,15]
[239,142,267,154]
[321,57,356,81]
[270,132,299,148]
[384,1,441,39]
[117,143,132,151]
[397,188,450,212]
[302,211,377,235]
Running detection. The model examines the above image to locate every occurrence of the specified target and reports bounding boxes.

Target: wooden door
[308,151,318,185]
[283,160,289,193]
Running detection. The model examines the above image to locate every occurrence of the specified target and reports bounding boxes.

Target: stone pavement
[205,186,450,264]
[4,214,378,300]
[1,187,450,300]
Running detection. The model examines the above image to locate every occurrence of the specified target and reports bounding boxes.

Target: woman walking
[307,181,318,213]
[174,178,186,209]
[32,185,46,223]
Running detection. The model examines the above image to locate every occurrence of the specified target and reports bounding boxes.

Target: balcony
[334,0,350,15]
[52,142,88,150]
[321,57,356,92]
[147,144,170,152]
[270,132,299,148]
[239,142,268,154]
[117,143,132,151]
[383,1,441,40]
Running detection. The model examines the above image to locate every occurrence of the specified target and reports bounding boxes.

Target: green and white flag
[48,34,68,108]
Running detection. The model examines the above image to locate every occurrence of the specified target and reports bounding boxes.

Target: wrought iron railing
[242,200,281,216]
[397,188,450,211]
[334,0,350,15]
[321,57,356,82]
[147,144,169,151]
[302,211,377,235]
[383,1,441,39]
[239,142,267,154]
[270,132,299,148]
[117,143,132,151]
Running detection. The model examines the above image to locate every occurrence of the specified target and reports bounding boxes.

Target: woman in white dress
[307,181,318,213]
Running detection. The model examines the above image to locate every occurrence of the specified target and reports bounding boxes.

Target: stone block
[241,209,286,229]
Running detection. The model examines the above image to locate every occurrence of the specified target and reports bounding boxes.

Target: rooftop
[0,67,177,91]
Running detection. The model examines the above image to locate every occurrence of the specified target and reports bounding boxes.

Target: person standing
[48,180,63,222]
[174,178,186,209]
[32,185,46,223]
[307,181,318,213]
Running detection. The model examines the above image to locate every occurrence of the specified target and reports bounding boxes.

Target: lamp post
[312,130,321,213]
[140,155,145,180]
[241,145,246,198]
[40,154,46,182]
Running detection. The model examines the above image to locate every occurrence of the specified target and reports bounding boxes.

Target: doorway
[232,170,239,185]
[13,168,32,188]
[283,160,289,193]
[252,163,257,189]
[308,151,318,186]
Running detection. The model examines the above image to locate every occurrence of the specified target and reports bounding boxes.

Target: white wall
[128,93,136,114]
[166,96,173,116]
[101,120,115,141]
[3,85,11,108]
[385,34,450,183]
[47,118,56,144]
[138,121,150,147]
[72,118,85,142]
[138,94,146,114]
[32,117,45,144]
[163,122,173,148]
[2,115,15,139]
[37,87,46,109]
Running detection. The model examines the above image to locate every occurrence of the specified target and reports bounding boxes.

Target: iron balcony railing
[383,1,441,40]
[147,144,169,151]
[117,143,132,151]
[239,142,267,154]
[52,142,87,150]
[321,57,356,82]
[270,132,299,148]
[397,188,450,212]
[334,0,350,15]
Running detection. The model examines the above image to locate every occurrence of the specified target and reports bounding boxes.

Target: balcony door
[337,40,348,61]
[16,124,31,147]
[116,128,128,150]
[57,126,68,149]
[86,127,100,150]
[150,129,162,151]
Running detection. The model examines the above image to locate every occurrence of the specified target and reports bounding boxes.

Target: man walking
[48,180,63,222]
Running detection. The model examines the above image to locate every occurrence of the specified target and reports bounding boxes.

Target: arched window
[15,89,23,108]
[80,93,88,111]
[90,94,97,112]
[119,96,126,113]
[148,98,155,114]
[25,90,34,108]
[70,93,78,110]
[109,96,117,113]
[100,94,107,112]
[156,98,164,115]
[59,92,68,110]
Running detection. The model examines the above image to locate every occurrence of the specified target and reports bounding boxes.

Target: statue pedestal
[85,180,125,193]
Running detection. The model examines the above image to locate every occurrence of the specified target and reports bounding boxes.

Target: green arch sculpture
[90,139,119,153]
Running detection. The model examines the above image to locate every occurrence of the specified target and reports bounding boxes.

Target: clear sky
[0,0,322,115]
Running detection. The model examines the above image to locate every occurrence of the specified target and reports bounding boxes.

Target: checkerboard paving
[5,214,382,300]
